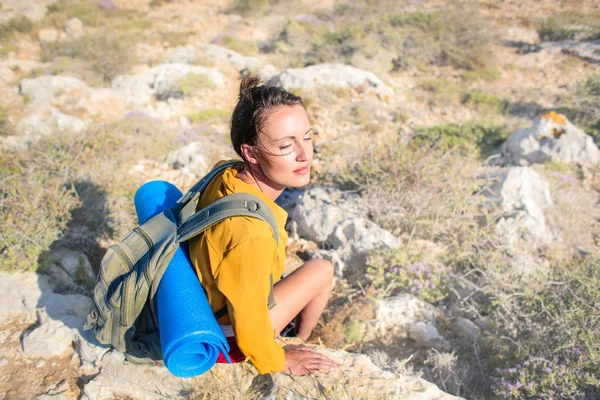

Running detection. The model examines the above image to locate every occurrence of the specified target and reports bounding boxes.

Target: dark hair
[230,77,304,160]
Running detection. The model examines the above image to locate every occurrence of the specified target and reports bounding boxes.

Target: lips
[294,165,310,174]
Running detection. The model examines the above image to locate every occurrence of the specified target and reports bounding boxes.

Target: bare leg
[269,259,334,341]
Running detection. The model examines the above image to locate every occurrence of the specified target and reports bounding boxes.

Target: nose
[295,139,312,162]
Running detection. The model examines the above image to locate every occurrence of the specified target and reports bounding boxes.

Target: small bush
[172,73,215,97]
[367,249,451,302]
[229,0,272,15]
[188,108,229,123]
[411,123,509,158]
[0,15,34,39]
[537,11,600,42]
[43,33,137,83]
[462,91,507,114]
[343,319,365,345]
[159,30,193,47]
[482,256,600,399]
[0,107,10,136]
[267,1,494,70]
[220,35,258,56]
[461,67,502,83]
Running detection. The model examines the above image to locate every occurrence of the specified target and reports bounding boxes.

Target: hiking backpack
[84,160,279,365]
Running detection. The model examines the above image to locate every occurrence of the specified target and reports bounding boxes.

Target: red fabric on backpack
[216,336,246,363]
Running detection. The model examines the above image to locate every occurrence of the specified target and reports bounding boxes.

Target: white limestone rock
[80,350,188,400]
[0,272,45,323]
[502,112,600,166]
[0,0,57,23]
[164,140,232,177]
[19,75,90,112]
[268,63,394,99]
[21,317,77,358]
[485,167,553,246]
[453,317,481,341]
[151,63,225,100]
[373,293,441,337]
[64,17,84,39]
[15,106,87,138]
[408,321,449,351]
[291,186,400,271]
[42,247,96,292]
[37,28,58,43]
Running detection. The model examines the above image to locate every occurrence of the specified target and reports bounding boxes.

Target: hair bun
[239,77,261,101]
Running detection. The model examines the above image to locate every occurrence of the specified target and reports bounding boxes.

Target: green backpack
[84,161,279,365]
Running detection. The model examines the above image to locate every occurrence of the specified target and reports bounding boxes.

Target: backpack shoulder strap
[176,193,279,246]
[176,161,242,223]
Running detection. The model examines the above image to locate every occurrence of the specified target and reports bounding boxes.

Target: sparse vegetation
[537,11,600,42]
[267,1,494,71]
[411,123,510,158]
[0,112,175,272]
[42,33,137,83]
[173,73,215,97]
[188,108,230,123]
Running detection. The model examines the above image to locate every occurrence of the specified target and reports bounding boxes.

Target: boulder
[0,272,45,323]
[21,317,77,358]
[485,166,553,246]
[268,63,393,99]
[502,111,600,166]
[541,39,600,64]
[0,0,56,23]
[373,293,441,337]
[19,75,90,112]
[64,17,84,39]
[16,106,87,138]
[41,247,96,292]
[164,140,233,177]
[408,321,449,351]
[37,28,58,43]
[291,186,400,273]
[80,350,188,399]
[151,63,225,100]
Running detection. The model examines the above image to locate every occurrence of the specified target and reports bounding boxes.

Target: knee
[314,258,334,284]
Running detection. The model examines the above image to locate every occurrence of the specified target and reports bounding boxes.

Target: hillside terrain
[0,0,599,399]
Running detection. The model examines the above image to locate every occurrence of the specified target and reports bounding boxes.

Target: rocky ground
[1,0,599,399]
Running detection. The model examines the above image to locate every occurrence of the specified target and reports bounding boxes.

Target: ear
[240,143,260,165]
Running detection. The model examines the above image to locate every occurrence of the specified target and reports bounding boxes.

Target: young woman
[188,77,337,375]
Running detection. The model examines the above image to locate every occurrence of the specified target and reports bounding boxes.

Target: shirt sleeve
[214,236,285,374]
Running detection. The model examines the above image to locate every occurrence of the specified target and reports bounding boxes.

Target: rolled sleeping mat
[134,180,231,378]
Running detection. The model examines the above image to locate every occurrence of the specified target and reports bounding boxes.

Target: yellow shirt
[188,161,288,374]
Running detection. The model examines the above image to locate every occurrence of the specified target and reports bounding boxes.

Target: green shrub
[484,256,600,399]
[367,249,451,302]
[42,33,137,83]
[188,108,229,123]
[230,0,273,15]
[537,18,576,41]
[411,123,509,158]
[343,319,365,345]
[159,30,193,47]
[462,91,507,114]
[221,35,258,56]
[0,15,33,39]
[0,137,81,272]
[537,11,600,42]
[0,107,10,136]
[461,67,502,83]
[173,73,215,97]
[268,1,494,70]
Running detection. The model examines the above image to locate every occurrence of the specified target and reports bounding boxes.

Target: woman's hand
[281,345,339,376]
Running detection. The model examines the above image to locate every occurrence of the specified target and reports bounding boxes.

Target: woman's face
[254,104,314,190]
